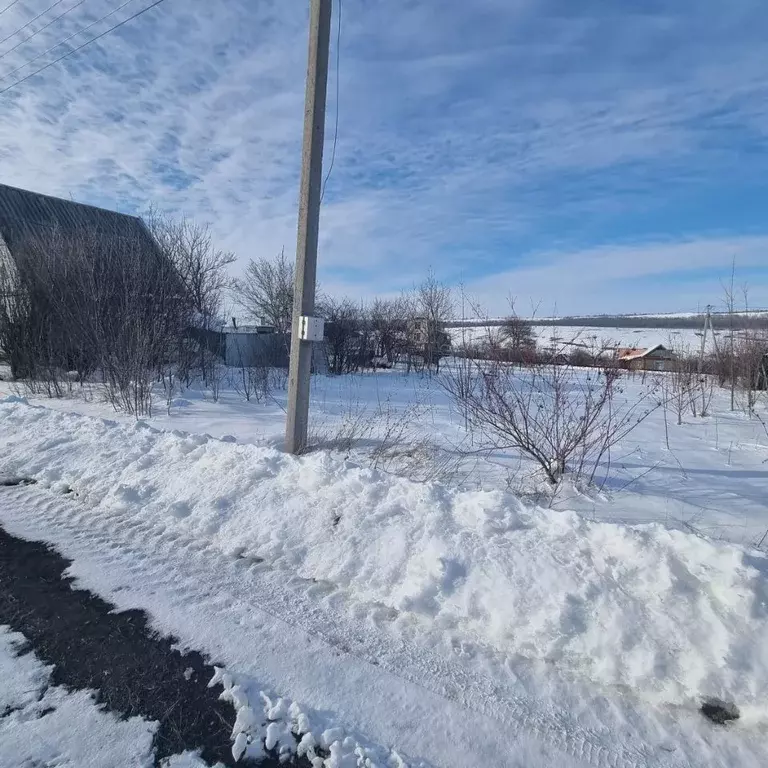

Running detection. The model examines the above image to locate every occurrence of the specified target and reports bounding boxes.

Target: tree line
[0,211,234,415]
[231,251,456,375]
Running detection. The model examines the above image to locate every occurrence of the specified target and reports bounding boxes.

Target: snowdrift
[1,397,766,713]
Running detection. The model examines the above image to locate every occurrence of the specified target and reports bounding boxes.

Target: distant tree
[500,315,535,352]
[322,297,364,375]
[414,270,454,372]
[232,249,294,334]
[146,208,235,327]
[568,348,594,368]
[146,209,235,384]
[370,297,409,364]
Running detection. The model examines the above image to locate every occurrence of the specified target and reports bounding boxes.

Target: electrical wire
[320,0,341,204]
[0,0,22,19]
[0,0,68,48]
[0,0,135,82]
[0,0,169,96]
[0,0,88,63]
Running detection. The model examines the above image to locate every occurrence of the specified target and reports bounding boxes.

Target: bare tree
[232,249,294,334]
[722,261,737,411]
[370,297,409,365]
[322,297,367,375]
[145,209,235,385]
[412,270,453,373]
[500,315,535,354]
[442,354,657,486]
[146,208,234,324]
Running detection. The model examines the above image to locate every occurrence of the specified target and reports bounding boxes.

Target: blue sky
[1,0,767,316]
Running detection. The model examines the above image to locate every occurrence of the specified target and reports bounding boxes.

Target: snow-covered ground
[0,626,158,768]
[450,323,738,355]
[1,367,767,766]
[3,365,766,546]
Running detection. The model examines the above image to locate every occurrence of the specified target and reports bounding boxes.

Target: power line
[0,0,22,19]
[320,0,341,203]
[0,0,169,96]
[0,0,68,48]
[0,0,136,82]
[0,0,88,63]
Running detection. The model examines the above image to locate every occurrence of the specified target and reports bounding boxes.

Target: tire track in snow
[0,485,699,768]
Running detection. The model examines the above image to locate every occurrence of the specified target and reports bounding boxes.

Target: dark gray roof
[0,183,154,254]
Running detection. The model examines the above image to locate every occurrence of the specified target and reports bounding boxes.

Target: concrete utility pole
[285,0,332,455]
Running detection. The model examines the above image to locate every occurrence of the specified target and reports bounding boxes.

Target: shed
[617,344,676,372]
[223,326,289,368]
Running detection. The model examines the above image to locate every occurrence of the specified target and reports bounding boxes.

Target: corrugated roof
[0,183,154,253]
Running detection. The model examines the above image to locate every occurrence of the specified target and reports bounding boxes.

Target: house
[616,344,676,372]
[0,183,176,379]
[408,316,451,367]
[0,182,159,268]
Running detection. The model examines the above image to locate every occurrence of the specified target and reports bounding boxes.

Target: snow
[449,323,732,354]
[0,398,765,714]
[2,363,768,766]
[211,670,424,767]
[0,626,157,768]
[0,482,599,768]
[1,392,768,766]
[3,365,766,546]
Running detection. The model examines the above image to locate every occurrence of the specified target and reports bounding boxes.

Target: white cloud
[0,0,766,313]
[465,235,768,316]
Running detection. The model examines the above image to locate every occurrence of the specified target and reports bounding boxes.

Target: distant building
[408,316,451,367]
[616,344,676,372]
[221,324,289,368]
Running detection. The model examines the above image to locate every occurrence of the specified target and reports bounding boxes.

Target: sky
[1,0,767,317]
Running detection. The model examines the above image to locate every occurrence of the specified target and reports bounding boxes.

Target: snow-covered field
[3,365,766,546]
[450,323,734,355]
[1,366,767,766]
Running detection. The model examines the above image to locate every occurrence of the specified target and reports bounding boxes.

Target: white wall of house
[0,233,16,281]
[0,233,10,269]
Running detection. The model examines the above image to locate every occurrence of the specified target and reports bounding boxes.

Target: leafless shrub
[0,226,190,415]
[229,346,272,403]
[696,371,716,417]
[306,390,470,484]
[206,361,224,403]
[308,398,377,454]
[442,355,658,487]
[1,208,235,416]
[375,436,473,485]
[664,358,697,425]
[269,366,288,392]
